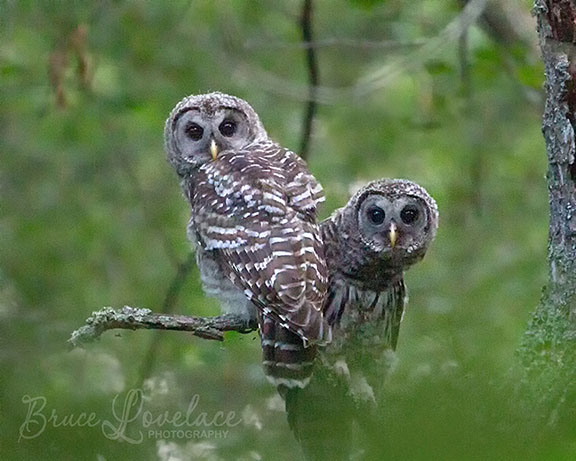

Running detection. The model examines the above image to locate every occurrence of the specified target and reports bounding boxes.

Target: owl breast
[193,238,257,320]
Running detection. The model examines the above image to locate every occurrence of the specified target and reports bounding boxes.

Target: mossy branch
[68,306,257,349]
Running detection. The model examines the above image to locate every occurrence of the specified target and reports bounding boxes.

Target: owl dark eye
[367,206,386,225]
[400,205,419,224]
[185,122,204,141]
[219,119,237,137]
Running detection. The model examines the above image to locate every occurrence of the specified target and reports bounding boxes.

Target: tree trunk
[521,0,576,411]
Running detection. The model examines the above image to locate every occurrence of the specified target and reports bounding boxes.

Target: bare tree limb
[68,306,257,349]
[299,0,319,160]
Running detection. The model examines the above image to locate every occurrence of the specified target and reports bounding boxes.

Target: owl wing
[192,148,330,345]
[281,150,325,220]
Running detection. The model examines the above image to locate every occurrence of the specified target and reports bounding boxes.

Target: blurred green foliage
[1,0,567,460]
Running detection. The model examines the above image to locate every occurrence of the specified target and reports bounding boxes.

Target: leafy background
[1,0,564,459]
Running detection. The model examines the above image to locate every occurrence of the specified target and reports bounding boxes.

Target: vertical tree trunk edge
[520,0,576,401]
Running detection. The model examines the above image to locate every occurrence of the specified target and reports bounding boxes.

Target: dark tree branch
[137,252,197,383]
[159,252,197,312]
[299,0,319,160]
[68,307,257,349]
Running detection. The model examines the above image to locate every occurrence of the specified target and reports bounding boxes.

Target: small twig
[245,38,427,50]
[458,27,471,100]
[49,49,68,109]
[299,0,319,160]
[68,306,257,349]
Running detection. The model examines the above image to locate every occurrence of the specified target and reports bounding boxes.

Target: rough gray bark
[521,0,576,413]
[538,0,576,298]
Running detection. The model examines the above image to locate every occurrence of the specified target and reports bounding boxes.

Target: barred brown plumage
[324,179,437,352]
[191,146,329,345]
[283,179,438,377]
[283,179,439,457]
[165,92,330,389]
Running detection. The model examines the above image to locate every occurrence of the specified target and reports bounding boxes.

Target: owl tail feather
[259,313,317,389]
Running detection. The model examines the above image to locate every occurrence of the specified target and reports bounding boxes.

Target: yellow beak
[389,222,398,249]
[210,139,219,161]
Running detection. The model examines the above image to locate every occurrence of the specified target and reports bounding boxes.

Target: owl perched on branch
[285,178,439,458]
[266,179,439,390]
[322,178,438,348]
[164,92,330,388]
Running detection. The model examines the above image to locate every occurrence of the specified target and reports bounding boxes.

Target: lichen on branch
[68,306,257,349]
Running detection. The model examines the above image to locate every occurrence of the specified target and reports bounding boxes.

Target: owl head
[164,92,268,176]
[344,179,438,271]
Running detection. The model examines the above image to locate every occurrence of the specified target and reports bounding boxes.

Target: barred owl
[285,179,439,458]
[164,92,330,387]
[322,178,438,349]
[268,179,438,389]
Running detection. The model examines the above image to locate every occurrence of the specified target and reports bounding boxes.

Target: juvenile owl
[285,179,439,457]
[267,179,438,382]
[164,92,330,386]
[322,178,438,348]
